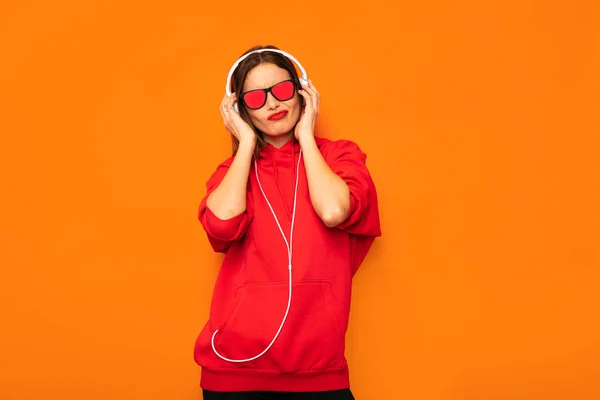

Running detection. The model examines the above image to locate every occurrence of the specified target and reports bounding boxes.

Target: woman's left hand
[294,79,320,141]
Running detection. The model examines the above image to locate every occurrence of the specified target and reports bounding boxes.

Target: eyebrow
[243,78,292,92]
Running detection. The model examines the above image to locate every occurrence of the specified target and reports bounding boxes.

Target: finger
[302,82,318,112]
[221,93,232,109]
[298,90,314,117]
[298,89,313,109]
[220,95,230,117]
[225,95,248,136]
[305,79,319,96]
[224,94,236,111]
[298,89,312,108]
[308,80,319,109]
[219,99,227,121]
[303,80,317,95]
[308,80,320,112]
[298,84,312,95]
[220,95,236,132]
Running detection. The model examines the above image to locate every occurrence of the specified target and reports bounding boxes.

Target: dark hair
[229,44,302,157]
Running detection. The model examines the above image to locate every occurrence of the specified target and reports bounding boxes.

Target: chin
[265,127,293,137]
[257,120,297,137]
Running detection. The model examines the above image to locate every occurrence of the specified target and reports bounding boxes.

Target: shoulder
[315,136,368,162]
[210,155,236,173]
[204,155,236,188]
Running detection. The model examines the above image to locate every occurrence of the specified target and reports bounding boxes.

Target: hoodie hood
[257,136,302,160]
[256,137,302,221]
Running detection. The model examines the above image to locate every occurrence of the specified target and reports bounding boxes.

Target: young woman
[193,45,381,399]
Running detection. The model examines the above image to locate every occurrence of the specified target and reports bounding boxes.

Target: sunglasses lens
[243,91,266,109]
[272,81,295,101]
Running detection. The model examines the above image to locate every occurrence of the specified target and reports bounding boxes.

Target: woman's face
[242,63,301,143]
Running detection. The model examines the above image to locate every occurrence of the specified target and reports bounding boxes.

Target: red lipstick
[268,110,288,121]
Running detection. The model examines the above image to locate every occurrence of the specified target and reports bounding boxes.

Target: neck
[264,132,294,149]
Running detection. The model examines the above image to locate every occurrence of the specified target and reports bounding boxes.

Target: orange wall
[1,1,599,399]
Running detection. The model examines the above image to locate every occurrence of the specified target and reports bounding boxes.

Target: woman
[194,45,381,399]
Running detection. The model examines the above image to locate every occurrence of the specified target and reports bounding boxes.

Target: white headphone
[224,48,309,113]
[211,48,307,363]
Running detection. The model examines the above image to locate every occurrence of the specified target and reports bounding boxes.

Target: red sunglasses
[241,79,297,110]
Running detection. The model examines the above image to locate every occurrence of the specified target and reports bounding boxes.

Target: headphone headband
[225,49,308,97]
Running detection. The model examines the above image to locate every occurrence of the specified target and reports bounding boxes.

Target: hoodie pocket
[210,280,346,372]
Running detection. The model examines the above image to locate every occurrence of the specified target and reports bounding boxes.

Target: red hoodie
[193,137,381,392]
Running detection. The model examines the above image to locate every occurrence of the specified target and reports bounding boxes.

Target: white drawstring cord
[211,149,302,362]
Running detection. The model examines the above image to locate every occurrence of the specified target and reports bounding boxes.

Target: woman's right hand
[220,94,256,144]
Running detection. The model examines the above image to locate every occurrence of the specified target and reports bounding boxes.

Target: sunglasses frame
[240,79,298,110]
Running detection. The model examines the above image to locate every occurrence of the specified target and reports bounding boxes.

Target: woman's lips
[268,110,288,121]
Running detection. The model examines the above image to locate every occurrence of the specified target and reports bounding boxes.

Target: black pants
[202,388,355,400]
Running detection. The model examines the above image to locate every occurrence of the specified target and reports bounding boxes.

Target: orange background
[1,1,599,399]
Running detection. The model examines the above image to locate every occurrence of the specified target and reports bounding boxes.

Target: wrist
[238,133,257,146]
[238,135,256,153]
[297,131,315,146]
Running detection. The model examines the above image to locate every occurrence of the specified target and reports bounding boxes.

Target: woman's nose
[266,92,280,110]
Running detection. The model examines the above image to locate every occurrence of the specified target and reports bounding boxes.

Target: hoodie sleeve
[326,140,381,236]
[325,139,381,274]
[198,158,253,253]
